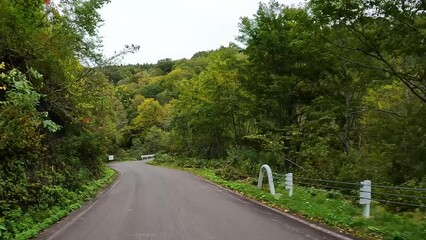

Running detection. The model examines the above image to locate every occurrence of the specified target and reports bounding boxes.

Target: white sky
[99,0,305,64]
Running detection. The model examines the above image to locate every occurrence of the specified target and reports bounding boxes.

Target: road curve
[37,161,353,240]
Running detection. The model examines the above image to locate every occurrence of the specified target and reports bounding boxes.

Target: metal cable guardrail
[359,197,426,208]
[259,165,426,218]
[370,191,426,200]
[276,173,426,192]
[295,177,361,186]
[279,172,424,216]
[293,181,358,193]
[373,199,426,208]
[293,179,426,199]
[370,184,426,192]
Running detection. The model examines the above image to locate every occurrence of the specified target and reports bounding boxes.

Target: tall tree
[171,48,251,158]
[238,2,331,168]
[309,0,426,102]
[0,1,118,228]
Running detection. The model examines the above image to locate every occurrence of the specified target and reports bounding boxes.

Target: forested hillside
[0,0,119,238]
[109,0,425,189]
[0,0,424,238]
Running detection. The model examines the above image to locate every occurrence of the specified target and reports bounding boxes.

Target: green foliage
[0,67,52,155]
[233,0,425,189]
[141,126,170,154]
[171,47,253,158]
[3,0,412,237]
[131,98,165,136]
[156,58,175,74]
[361,82,426,184]
[0,167,116,240]
[154,153,212,169]
[309,0,426,102]
[0,0,120,239]
[107,0,425,217]
[151,161,426,240]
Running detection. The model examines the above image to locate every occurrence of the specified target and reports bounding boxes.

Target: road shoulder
[36,167,121,240]
[148,162,358,240]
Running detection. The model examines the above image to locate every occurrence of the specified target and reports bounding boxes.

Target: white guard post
[285,173,293,197]
[141,154,155,161]
[257,164,275,195]
[108,155,114,161]
[360,180,372,218]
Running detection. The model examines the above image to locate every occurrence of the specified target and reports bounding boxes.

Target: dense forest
[111,0,425,187]
[0,0,122,237]
[0,0,425,238]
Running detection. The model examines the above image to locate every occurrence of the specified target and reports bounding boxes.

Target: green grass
[148,161,426,240]
[0,167,117,240]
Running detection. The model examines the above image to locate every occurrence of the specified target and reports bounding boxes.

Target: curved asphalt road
[37,161,353,240]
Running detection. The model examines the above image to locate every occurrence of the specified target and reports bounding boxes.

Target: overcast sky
[99,0,305,64]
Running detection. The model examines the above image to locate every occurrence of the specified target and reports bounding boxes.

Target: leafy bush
[0,168,116,239]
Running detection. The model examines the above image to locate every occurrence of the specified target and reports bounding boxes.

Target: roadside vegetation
[110,0,425,193]
[108,1,425,239]
[1,0,425,239]
[149,157,426,240]
[0,167,116,239]
[1,1,122,239]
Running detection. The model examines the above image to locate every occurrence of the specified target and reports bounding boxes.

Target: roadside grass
[148,161,426,240]
[0,167,117,240]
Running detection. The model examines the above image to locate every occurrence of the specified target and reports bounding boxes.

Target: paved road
[38,161,352,240]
